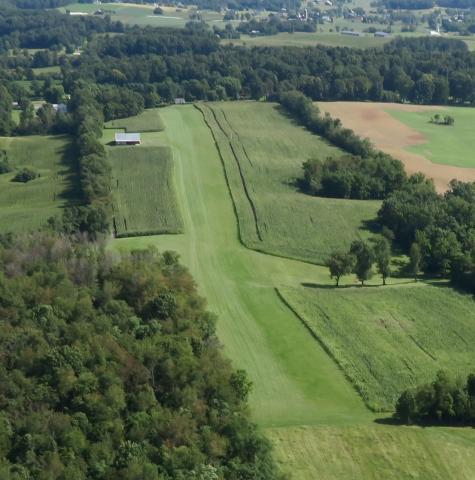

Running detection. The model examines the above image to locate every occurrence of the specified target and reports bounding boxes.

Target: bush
[11,168,40,183]
[0,151,12,174]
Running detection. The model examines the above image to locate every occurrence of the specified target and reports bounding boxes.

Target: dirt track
[317,102,475,192]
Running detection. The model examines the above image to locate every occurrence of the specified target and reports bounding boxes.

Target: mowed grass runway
[0,134,79,232]
[113,105,475,479]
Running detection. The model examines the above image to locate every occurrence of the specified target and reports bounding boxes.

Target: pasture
[387,106,475,168]
[0,135,79,233]
[109,145,183,237]
[319,101,475,192]
[197,101,380,264]
[105,109,165,133]
[279,283,475,411]
[113,105,475,478]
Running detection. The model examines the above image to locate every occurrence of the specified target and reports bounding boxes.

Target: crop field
[319,101,475,192]
[109,145,183,237]
[0,135,79,233]
[197,102,380,264]
[279,283,475,411]
[104,109,165,133]
[113,105,475,479]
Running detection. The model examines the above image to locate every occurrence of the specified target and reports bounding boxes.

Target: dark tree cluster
[381,0,475,9]
[378,178,475,292]
[0,234,282,479]
[302,154,407,200]
[395,370,475,425]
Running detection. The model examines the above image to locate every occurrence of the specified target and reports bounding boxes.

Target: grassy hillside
[109,145,183,237]
[0,135,80,233]
[387,107,475,168]
[280,283,475,411]
[113,105,475,478]
[197,102,380,264]
[105,108,165,133]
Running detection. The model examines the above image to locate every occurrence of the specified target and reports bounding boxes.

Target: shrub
[11,168,40,183]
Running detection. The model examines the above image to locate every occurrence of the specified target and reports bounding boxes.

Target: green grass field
[387,106,475,168]
[109,145,183,237]
[224,31,393,49]
[197,102,380,264]
[112,105,475,478]
[279,283,475,411]
[59,2,223,28]
[105,109,165,133]
[0,135,80,233]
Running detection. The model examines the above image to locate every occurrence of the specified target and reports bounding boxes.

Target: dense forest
[0,234,282,479]
[59,29,475,108]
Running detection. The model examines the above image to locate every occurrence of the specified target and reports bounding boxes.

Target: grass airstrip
[111,103,475,479]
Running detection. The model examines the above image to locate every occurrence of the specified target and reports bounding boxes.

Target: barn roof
[115,133,141,142]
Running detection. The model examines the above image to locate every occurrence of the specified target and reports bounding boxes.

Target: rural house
[115,133,141,145]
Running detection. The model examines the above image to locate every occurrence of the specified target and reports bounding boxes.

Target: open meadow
[279,283,475,411]
[197,101,380,264]
[109,145,183,237]
[0,135,80,233]
[112,104,475,479]
[318,101,475,191]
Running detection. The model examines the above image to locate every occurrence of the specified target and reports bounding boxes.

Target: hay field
[280,283,475,411]
[197,101,380,264]
[0,135,80,233]
[318,101,475,192]
[109,145,183,237]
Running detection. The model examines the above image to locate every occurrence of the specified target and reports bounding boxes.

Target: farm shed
[115,133,141,145]
[174,98,186,105]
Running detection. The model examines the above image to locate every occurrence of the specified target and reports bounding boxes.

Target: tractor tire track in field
[195,103,263,242]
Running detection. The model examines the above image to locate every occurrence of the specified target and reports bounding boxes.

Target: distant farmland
[0,135,80,233]
[109,145,183,237]
[280,283,475,411]
[197,101,380,264]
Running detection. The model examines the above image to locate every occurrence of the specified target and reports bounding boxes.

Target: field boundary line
[274,287,380,413]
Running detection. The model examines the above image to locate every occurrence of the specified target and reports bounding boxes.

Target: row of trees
[0,234,283,479]
[326,237,392,286]
[395,370,475,425]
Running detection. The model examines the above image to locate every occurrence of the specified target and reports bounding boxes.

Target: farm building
[341,30,361,36]
[374,31,390,37]
[115,133,141,145]
[174,98,186,105]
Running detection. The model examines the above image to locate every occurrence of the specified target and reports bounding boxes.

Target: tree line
[395,370,475,425]
[0,233,283,479]
[64,28,475,108]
